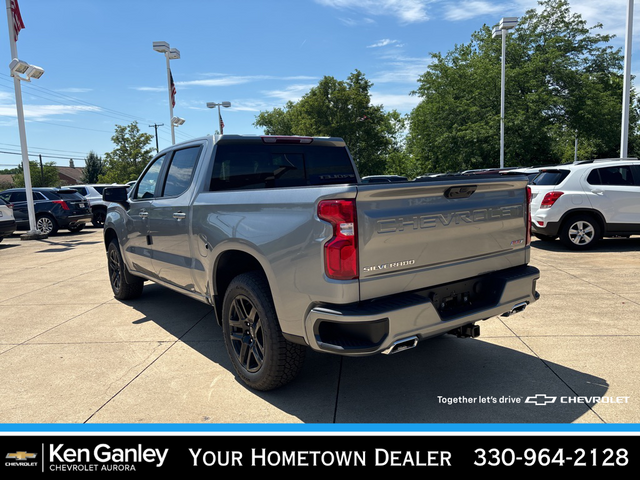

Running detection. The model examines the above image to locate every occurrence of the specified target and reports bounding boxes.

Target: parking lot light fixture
[494,16,518,169]
[5,0,47,240]
[153,41,180,145]
[206,102,231,134]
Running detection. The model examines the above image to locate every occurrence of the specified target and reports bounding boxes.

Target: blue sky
[0,0,636,171]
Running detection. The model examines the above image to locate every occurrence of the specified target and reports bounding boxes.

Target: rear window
[531,170,570,186]
[47,190,85,201]
[210,143,356,191]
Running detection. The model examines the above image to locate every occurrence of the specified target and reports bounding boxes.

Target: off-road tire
[222,271,305,391]
[107,239,144,300]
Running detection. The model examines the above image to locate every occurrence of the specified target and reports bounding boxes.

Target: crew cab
[102,135,540,390]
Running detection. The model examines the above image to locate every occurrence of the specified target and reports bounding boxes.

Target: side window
[73,187,87,195]
[587,166,634,186]
[134,155,166,200]
[10,191,26,202]
[162,146,202,197]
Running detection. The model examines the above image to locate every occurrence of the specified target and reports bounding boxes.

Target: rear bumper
[303,265,540,356]
[59,213,92,227]
[0,219,16,237]
[531,220,561,237]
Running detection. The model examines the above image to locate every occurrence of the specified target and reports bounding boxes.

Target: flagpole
[165,55,175,145]
[5,0,44,239]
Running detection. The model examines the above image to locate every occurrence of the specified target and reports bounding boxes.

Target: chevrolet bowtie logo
[525,394,557,406]
[6,451,37,460]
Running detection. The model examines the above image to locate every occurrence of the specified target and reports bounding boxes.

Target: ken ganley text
[190,448,452,467]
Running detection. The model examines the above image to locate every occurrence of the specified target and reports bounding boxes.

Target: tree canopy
[406,0,636,174]
[254,70,404,176]
[99,122,154,183]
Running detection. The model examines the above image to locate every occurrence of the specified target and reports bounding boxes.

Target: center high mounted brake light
[317,199,358,280]
[261,136,313,144]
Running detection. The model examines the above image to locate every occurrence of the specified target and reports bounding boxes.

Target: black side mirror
[103,186,129,208]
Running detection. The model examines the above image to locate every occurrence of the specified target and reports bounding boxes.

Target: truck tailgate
[356,176,530,300]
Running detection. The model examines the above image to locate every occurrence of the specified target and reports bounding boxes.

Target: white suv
[70,184,125,227]
[529,159,640,249]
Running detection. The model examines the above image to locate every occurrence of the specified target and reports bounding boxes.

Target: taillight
[526,186,531,246]
[540,191,564,209]
[52,200,69,210]
[317,199,358,280]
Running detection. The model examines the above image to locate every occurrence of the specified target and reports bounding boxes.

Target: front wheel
[559,215,600,249]
[221,272,305,391]
[107,239,144,300]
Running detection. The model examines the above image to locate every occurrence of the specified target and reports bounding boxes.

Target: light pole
[492,16,518,169]
[152,41,180,145]
[5,0,47,239]
[206,102,231,134]
[621,0,633,158]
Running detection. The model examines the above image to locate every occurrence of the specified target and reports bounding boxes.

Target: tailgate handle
[444,185,477,199]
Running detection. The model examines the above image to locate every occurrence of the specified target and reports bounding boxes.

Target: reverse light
[318,199,358,280]
[52,200,69,210]
[540,191,564,209]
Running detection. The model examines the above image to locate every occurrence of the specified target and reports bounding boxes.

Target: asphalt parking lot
[1,227,639,427]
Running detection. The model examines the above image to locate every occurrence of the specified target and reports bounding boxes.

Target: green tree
[99,122,154,183]
[81,151,104,184]
[254,70,403,176]
[13,160,59,187]
[407,0,634,173]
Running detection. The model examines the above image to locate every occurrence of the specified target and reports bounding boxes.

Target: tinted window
[531,170,570,186]
[210,143,356,191]
[93,186,106,194]
[54,190,84,201]
[162,146,202,197]
[72,187,87,195]
[586,166,635,186]
[135,155,166,200]
[10,191,26,202]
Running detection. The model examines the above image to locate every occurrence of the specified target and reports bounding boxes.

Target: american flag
[10,0,25,41]
[219,112,224,134]
[170,70,176,107]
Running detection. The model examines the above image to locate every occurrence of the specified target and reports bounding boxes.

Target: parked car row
[0,183,131,238]
[0,187,92,235]
[0,197,16,243]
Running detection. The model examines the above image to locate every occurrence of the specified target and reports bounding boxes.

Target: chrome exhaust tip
[382,336,419,355]
[501,301,528,317]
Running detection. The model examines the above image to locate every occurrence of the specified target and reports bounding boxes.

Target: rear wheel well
[213,250,269,323]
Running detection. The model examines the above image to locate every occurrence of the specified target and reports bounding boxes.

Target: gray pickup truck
[102,135,540,391]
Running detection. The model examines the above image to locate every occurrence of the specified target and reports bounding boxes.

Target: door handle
[139,210,148,218]
[173,212,186,220]
[591,189,604,195]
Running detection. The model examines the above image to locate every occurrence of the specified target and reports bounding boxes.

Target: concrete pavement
[1,228,639,427]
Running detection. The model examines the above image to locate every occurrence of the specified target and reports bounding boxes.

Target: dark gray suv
[0,187,92,235]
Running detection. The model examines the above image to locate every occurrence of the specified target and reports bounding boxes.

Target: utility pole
[149,123,163,152]
[39,154,43,186]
